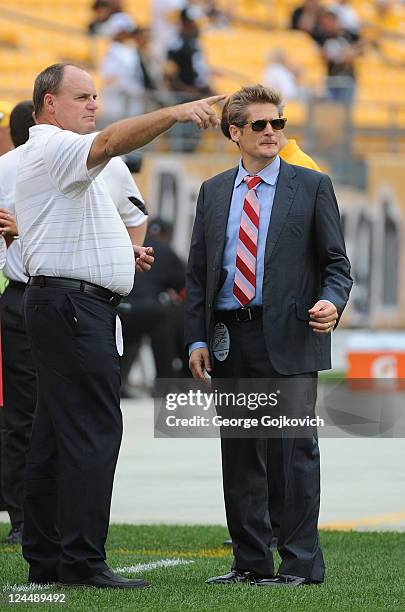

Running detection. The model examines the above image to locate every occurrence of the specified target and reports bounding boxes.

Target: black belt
[214,306,263,323]
[7,280,27,290]
[28,276,122,307]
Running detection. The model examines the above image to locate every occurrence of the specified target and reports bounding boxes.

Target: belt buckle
[236,307,253,322]
[109,294,121,307]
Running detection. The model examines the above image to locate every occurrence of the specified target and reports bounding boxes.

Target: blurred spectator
[166,9,213,97]
[320,8,360,104]
[263,49,301,102]
[132,27,165,99]
[330,0,361,41]
[88,0,135,37]
[185,0,207,21]
[0,102,13,156]
[165,8,213,151]
[99,25,145,120]
[119,218,187,395]
[291,0,325,45]
[151,0,187,63]
[203,0,232,27]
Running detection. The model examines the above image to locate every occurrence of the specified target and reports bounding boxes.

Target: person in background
[88,0,135,37]
[0,99,14,517]
[291,0,325,45]
[0,101,13,156]
[100,24,146,121]
[132,28,164,99]
[166,9,214,151]
[320,8,360,104]
[119,218,187,395]
[151,0,187,63]
[166,9,213,98]
[263,49,301,102]
[330,0,361,42]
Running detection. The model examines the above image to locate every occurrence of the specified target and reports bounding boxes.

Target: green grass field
[1,524,404,611]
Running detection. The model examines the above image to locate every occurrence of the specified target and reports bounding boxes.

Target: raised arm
[88,95,226,170]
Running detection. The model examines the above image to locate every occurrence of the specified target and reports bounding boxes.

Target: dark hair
[10,100,35,147]
[221,84,283,140]
[92,0,112,10]
[33,63,74,116]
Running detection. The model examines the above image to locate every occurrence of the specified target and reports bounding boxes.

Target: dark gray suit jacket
[184,159,352,374]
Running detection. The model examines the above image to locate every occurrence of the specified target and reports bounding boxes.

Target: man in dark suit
[185,84,352,586]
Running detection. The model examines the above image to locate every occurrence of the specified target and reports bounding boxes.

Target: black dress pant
[212,313,324,582]
[0,283,36,528]
[23,287,122,582]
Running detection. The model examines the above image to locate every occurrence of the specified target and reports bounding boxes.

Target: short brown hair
[221,84,283,140]
[33,63,75,116]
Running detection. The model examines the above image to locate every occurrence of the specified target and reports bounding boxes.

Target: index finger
[203,94,228,106]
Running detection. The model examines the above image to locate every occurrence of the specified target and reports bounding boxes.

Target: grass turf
[0,524,404,611]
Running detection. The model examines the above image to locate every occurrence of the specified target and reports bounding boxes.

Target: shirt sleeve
[189,341,208,355]
[113,161,148,227]
[44,130,108,199]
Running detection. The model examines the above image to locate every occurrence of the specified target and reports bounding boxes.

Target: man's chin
[260,149,279,159]
[80,122,96,135]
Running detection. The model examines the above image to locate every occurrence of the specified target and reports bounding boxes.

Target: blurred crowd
[89,0,220,124]
[86,0,403,125]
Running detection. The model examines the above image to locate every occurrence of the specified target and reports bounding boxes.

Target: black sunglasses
[238,117,287,132]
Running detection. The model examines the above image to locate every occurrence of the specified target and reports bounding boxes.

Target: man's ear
[229,124,241,144]
[43,93,55,114]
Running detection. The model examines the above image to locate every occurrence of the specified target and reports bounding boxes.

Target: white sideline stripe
[2,583,51,592]
[115,558,194,574]
[2,559,194,592]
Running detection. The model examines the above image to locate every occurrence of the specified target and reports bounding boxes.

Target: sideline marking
[114,559,194,574]
[1,559,194,591]
[115,558,194,574]
[320,510,405,531]
[110,547,231,558]
[2,584,51,593]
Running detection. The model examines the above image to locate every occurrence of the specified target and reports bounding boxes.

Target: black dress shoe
[3,524,23,545]
[28,577,58,586]
[206,570,254,584]
[59,568,150,589]
[251,573,308,587]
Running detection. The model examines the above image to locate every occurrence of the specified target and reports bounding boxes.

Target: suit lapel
[213,167,238,265]
[264,159,298,264]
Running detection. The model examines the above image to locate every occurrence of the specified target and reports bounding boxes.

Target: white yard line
[2,558,194,591]
[2,583,51,592]
[115,558,194,574]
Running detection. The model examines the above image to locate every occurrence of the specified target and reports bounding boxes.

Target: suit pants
[23,286,122,582]
[212,313,325,582]
[0,282,36,528]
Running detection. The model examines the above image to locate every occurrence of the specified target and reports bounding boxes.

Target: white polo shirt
[15,124,140,295]
[1,143,146,285]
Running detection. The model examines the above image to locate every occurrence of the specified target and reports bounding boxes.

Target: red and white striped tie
[233,175,262,306]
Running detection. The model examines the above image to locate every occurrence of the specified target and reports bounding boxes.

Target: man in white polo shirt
[0,101,149,548]
[15,63,223,589]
